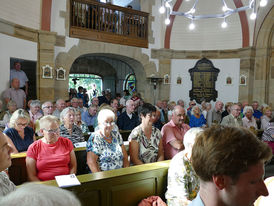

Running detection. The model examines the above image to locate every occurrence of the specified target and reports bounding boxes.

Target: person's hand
[152,197,167,206]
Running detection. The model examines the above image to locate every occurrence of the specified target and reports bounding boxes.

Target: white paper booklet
[55,174,81,188]
[74,141,87,148]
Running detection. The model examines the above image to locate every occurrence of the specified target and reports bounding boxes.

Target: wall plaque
[188,58,220,104]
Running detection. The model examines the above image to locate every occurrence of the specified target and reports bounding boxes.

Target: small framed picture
[164,74,170,84]
[226,76,232,85]
[177,76,182,85]
[42,65,53,79]
[239,75,246,85]
[56,67,66,80]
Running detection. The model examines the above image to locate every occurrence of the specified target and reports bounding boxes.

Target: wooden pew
[42,160,170,206]
[9,147,87,185]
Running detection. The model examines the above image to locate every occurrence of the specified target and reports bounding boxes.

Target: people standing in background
[10,62,29,96]
[3,78,26,109]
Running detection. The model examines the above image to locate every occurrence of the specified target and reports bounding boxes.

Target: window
[124,73,136,95]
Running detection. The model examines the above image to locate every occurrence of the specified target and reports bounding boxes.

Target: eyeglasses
[43,128,60,134]
[102,122,115,126]
[43,106,53,109]
[16,122,28,127]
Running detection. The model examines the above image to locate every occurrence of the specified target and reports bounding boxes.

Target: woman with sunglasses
[3,109,35,153]
[87,108,129,173]
[26,115,77,181]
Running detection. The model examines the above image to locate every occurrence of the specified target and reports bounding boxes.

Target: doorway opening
[69,73,102,100]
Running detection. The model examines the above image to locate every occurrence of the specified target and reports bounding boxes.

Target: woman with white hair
[3,109,35,153]
[26,115,77,181]
[0,183,81,206]
[242,106,258,129]
[189,105,206,128]
[59,107,84,145]
[165,128,203,206]
[87,108,129,172]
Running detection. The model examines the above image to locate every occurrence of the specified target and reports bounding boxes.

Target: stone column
[37,30,57,102]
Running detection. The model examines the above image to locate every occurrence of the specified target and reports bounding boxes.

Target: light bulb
[260,0,267,7]
[221,21,227,28]
[190,8,196,14]
[159,6,166,14]
[250,12,257,20]
[222,6,228,12]
[189,22,195,30]
[165,18,170,25]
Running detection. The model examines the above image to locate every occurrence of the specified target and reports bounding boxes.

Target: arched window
[123,73,136,95]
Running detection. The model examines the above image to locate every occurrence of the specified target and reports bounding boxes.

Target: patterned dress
[165,151,200,206]
[87,130,124,171]
[59,124,84,145]
[128,125,162,163]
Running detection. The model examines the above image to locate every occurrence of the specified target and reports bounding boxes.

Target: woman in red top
[26,115,77,181]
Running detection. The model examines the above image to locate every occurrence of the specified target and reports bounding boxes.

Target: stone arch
[253,7,274,106]
[54,39,158,103]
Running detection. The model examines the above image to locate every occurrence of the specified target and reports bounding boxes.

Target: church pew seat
[42,160,170,206]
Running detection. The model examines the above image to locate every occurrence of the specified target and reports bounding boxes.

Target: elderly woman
[0,131,16,196]
[261,106,273,130]
[3,109,35,153]
[242,106,258,129]
[29,100,43,124]
[129,103,164,165]
[26,115,77,181]
[189,106,206,128]
[74,108,89,134]
[87,108,129,172]
[165,128,203,206]
[2,100,17,126]
[261,117,274,154]
[59,107,84,145]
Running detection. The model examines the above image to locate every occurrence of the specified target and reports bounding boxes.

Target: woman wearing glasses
[26,115,77,181]
[87,108,129,173]
[3,109,35,153]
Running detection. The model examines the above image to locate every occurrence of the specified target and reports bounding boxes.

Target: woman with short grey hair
[242,106,257,129]
[59,107,84,145]
[3,109,35,153]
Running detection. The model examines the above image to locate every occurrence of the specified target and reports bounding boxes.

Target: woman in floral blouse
[165,128,203,206]
[86,109,129,172]
[129,103,164,165]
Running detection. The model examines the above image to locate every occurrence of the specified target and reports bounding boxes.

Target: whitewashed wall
[0,33,37,98]
[170,59,240,106]
[0,0,40,30]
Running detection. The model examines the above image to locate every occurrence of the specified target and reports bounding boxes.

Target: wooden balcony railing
[70,0,149,48]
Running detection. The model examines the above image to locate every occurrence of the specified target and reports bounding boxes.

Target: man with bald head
[0,131,16,196]
[117,100,139,130]
[3,78,26,109]
[161,105,190,159]
[207,101,224,127]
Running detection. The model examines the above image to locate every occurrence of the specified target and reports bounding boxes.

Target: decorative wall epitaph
[188,58,220,104]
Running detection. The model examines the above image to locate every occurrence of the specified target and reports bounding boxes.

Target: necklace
[100,132,112,140]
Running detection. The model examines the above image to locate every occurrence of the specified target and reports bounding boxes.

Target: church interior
[0,0,273,205]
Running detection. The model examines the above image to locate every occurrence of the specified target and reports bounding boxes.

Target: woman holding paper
[26,115,77,181]
[87,109,129,172]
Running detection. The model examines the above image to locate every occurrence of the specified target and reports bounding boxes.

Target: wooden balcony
[70,0,149,48]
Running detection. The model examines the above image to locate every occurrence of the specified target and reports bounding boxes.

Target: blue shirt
[188,193,205,206]
[10,69,29,88]
[81,111,98,127]
[4,127,34,152]
[253,110,262,119]
[189,114,206,128]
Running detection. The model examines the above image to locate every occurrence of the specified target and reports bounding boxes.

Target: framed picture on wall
[56,67,66,80]
[42,65,53,79]
[177,76,182,85]
[164,74,170,84]
[225,76,232,85]
[239,75,246,85]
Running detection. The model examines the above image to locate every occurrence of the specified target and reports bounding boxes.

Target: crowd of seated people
[0,87,273,205]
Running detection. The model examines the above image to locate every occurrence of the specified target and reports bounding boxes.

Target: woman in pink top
[26,115,77,181]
